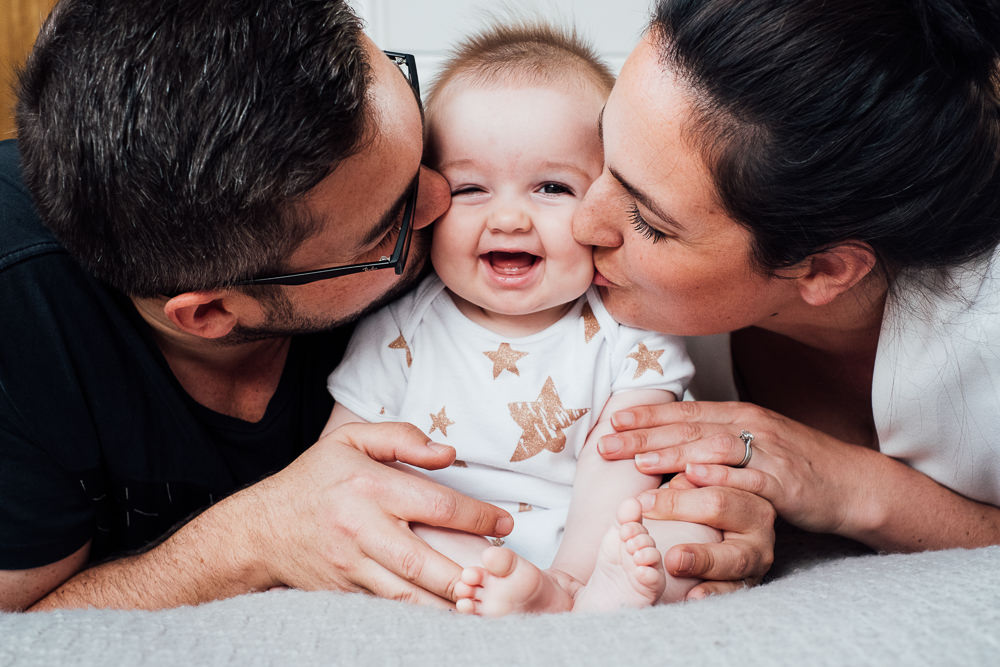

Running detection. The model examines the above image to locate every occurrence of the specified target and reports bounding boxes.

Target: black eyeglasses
[235,51,420,287]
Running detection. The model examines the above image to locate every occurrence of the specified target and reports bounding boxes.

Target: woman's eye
[539,183,572,195]
[628,204,668,243]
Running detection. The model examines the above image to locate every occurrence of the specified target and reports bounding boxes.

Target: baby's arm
[321,402,369,437]
[549,389,674,586]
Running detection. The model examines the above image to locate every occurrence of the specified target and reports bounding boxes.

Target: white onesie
[328,275,694,567]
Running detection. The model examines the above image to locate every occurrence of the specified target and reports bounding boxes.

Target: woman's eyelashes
[628,203,669,243]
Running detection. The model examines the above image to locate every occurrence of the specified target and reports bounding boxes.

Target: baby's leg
[571,497,667,612]
[410,524,494,568]
[645,509,724,603]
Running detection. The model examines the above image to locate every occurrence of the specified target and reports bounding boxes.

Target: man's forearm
[30,489,270,611]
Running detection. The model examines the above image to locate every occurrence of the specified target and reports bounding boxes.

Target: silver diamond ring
[736,429,754,468]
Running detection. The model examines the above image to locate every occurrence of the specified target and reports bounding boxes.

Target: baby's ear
[792,242,877,307]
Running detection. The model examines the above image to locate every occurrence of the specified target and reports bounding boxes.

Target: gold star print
[519,503,533,513]
[484,343,529,379]
[429,407,455,437]
[388,333,412,367]
[452,460,468,468]
[629,342,665,379]
[581,303,600,343]
[508,377,589,462]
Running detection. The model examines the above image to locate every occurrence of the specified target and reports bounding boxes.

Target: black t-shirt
[0,139,349,569]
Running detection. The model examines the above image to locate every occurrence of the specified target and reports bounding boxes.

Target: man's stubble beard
[223,232,431,344]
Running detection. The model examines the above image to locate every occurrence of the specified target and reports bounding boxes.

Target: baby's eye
[538,182,573,196]
[452,185,485,197]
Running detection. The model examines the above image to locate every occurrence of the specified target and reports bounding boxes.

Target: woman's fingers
[641,485,775,583]
[663,536,773,583]
[612,400,765,431]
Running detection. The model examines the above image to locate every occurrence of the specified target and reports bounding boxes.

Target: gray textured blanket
[3,539,998,666]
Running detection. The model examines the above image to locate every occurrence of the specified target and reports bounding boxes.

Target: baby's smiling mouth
[484,251,540,275]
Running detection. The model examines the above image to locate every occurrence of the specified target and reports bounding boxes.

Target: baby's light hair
[425,19,616,120]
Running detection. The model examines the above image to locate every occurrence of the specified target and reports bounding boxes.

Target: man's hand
[247,421,514,607]
[28,421,512,611]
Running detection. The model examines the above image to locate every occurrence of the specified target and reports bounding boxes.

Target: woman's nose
[573,173,623,248]
[413,165,451,229]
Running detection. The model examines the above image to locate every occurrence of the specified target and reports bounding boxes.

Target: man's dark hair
[651,0,1000,275]
[16,0,371,297]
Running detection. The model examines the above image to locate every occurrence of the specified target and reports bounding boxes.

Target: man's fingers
[663,539,772,582]
[356,518,469,602]
[392,473,514,538]
[334,422,456,469]
[355,556,457,609]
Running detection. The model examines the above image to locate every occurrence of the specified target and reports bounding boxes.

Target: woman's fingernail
[613,412,635,428]
[639,491,656,512]
[687,463,709,477]
[677,551,696,574]
[599,436,623,455]
[429,442,451,453]
[635,452,659,468]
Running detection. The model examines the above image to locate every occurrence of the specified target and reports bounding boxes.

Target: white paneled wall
[350,0,653,92]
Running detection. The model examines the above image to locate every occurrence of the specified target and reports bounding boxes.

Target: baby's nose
[487,205,532,233]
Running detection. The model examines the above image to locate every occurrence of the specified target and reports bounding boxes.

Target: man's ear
[163,291,240,339]
[791,242,878,307]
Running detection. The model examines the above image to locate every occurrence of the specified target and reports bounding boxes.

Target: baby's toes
[454,580,478,600]
[624,531,656,555]
[461,566,487,587]
[480,546,519,578]
[616,496,644,525]
[455,598,478,614]
[619,520,648,542]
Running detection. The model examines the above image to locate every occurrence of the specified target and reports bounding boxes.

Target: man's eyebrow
[360,172,417,247]
[608,166,687,232]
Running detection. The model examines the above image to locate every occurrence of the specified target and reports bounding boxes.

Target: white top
[685,246,1000,506]
[329,275,694,566]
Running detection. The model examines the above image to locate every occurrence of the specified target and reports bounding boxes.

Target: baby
[326,22,720,615]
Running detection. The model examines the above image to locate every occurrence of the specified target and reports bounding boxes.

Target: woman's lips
[592,269,614,287]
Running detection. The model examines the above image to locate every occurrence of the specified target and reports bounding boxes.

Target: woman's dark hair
[16,0,371,297]
[651,0,1000,275]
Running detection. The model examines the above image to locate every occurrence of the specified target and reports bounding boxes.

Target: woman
[575,0,1000,595]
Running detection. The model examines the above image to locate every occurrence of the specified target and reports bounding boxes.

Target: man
[0,0,514,611]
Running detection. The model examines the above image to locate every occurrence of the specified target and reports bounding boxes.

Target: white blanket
[3,536,998,666]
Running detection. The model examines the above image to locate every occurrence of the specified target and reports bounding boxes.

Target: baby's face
[428,82,605,328]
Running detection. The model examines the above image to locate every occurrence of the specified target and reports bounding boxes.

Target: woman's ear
[163,291,240,339]
[792,242,878,307]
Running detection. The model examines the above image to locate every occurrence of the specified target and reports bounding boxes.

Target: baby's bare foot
[572,497,666,612]
[454,547,573,616]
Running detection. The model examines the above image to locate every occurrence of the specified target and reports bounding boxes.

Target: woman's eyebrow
[598,108,686,231]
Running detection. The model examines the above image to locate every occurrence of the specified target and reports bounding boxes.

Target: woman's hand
[598,400,878,537]
[644,472,776,599]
